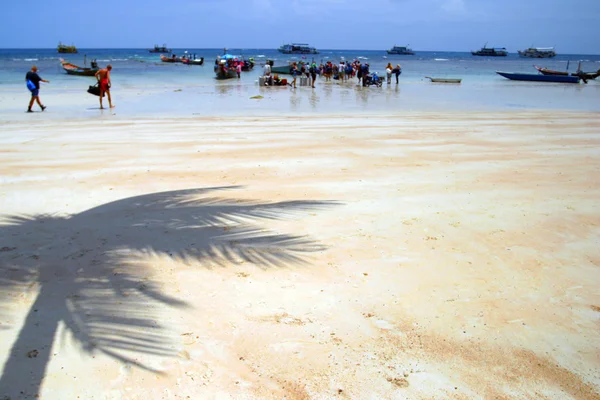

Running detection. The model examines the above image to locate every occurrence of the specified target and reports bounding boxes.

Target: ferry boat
[57,42,78,54]
[277,43,319,54]
[518,47,556,58]
[149,44,172,53]
[471,44,508,57]
[386,45,415,55]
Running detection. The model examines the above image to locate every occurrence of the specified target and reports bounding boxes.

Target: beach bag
[87,83,105,97]
[26,80,36,91]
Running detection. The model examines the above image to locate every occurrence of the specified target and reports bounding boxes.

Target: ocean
[1,48,599,119]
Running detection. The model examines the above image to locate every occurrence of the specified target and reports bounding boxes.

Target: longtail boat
[60,58,99,76]
[160,54,180,63]
[534,63,600,82]
[182,57,205,66]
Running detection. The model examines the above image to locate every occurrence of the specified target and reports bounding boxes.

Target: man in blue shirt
[25,66,49,113]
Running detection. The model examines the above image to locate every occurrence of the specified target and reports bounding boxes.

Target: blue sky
[2,0,599,54]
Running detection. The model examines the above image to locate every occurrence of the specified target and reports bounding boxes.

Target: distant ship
[57,42,78,54]
[518,47,556,58]
[277,43,319,54]
[471,44,508,57]
[149,44,172,54]
[386,45,415,55]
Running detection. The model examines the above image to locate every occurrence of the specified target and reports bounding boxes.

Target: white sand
[0,111,599,399]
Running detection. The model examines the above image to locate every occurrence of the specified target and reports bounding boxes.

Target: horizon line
[1,47,599,56]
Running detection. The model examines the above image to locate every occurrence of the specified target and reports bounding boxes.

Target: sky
[2,0,599,54]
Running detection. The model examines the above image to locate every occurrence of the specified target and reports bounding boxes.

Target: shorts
[100,79,109,92]
[30,88,39,97]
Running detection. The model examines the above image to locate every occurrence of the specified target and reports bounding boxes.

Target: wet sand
[1,111,599,399]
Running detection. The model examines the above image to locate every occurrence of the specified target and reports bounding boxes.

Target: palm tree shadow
[0,186,338,398]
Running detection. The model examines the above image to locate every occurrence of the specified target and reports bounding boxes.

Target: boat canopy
[220,54,241,60]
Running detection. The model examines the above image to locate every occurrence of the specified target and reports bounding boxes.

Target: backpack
[26,80,36,91]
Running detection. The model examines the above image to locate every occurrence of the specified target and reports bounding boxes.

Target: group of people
[25,64,114,112]
[263,59,403,89]
[215,56,253,78]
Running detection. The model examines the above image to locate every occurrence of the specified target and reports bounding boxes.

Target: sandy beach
[1,111,599,399]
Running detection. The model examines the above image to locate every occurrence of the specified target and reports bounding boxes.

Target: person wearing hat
[392,64,402,84]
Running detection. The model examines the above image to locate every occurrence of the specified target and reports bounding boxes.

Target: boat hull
[426,77,461,83]
[496,71,580,83]
[182,58,204,66]
[214,67,238,80]
[386,50,415,55]
[535,66,569,76]
[61,59,98,76]
[271,65,294,75]
[64,68,98,76]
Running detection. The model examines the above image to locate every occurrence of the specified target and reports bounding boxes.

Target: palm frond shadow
[0,186,338,398]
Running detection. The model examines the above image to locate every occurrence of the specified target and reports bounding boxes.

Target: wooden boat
[534,64,600,81]
[57,42,78,54]
[182,57,204,66]
[270,61,309,75]
[426,76,462,83]
[160,54,180,63]
[149,44,171,53]
[496,71,580,83]
[60,58,99,76]
[214,64,238,79]
[241,58,255,71]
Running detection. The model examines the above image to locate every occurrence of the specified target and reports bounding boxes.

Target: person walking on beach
[289,63,298,88]
[392,64,402,84]
[236,62,242,79]
[25,66,49,113]
[94,64,114,109]
[385,63,393,85]
[309,62,317,88]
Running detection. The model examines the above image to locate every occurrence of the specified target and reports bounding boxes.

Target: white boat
[518,47,556,58]
[426,76,462,83]
[278,43,319,54]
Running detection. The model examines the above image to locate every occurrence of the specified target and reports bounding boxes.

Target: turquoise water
[1,48,599,118]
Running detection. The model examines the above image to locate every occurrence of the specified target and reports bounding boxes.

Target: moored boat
[57,42,78,54]
[182,57,205,66]
[60,58,99,76]
[214,53,242,79]
[471,44,508,57]
[270,61,308,75]
[518,47,556,58]
[387,45,415,55]
[278,43,319,54]
[425,76,461,83]
[496,71,580,83]
[149,44,171,53]
[534,63,600,82]
[160,54,181,63]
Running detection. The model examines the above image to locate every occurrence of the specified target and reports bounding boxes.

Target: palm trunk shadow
[0,284,63,398]
[0,187,339,397]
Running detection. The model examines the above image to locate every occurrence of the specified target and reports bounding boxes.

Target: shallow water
[1,48,599,119]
